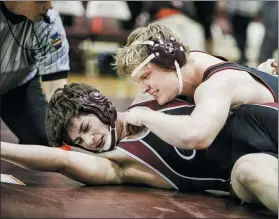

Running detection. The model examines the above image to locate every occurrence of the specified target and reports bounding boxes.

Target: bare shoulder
[190,52,251,84]
[189,51,225,74]
[203,68,252,88]
[197,68,275,104]
[194,69,243,102]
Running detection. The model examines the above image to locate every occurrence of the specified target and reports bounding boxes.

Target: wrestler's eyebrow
[72,121,85,144]
[139,70,147,80]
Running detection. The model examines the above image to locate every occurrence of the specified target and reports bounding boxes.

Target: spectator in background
[258,1,278,65]
[136,1,217,54]
[135,1,206,51]
[192,1,217,54]
[227,1,262,65]
[122,1,144,30]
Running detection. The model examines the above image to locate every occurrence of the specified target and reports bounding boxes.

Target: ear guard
[99,108,117,153]
[131,33,186,95]
[148,33,186,70]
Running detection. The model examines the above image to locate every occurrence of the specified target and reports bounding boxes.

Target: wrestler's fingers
[271,62,278,74]
[257,59,277,74]
[123,122,140,136]
[272,62,278,68]
[266,59,275,66]
[271,68,278,76]
[123,122,130,135]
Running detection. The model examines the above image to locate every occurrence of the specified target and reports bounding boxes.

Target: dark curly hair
[45,83,117,147]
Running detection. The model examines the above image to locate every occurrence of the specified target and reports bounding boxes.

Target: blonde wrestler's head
[114,23,190,105]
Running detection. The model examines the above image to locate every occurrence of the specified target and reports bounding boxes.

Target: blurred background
[1,0,278,143]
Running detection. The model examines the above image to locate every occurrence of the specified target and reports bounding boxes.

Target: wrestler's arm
[132,75,231,150]
[1,142,123,185]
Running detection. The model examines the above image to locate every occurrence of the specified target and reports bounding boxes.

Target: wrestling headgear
[131,33,186,95]
[77,91,118,153]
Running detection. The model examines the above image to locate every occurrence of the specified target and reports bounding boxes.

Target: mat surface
[1,161,276,218]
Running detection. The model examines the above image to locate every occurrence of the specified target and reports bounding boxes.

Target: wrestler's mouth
[95,136,104,149]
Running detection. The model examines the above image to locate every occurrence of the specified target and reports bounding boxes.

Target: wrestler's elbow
[192,137,213,150]
[182,129,213,150]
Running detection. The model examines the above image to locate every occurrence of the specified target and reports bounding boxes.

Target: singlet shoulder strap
[202,62,238,82]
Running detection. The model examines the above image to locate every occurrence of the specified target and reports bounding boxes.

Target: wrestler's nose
[140,83,150,94]
[82,133,94,147]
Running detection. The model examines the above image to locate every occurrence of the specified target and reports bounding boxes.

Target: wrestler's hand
[271,61,278,74]
[123,123,143,136]
[257,59,278,75]
[123,107,150,135]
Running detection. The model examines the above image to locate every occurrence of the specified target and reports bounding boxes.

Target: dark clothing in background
[259,1,278,63]
[1,76,49,145]
[193,1,216,40]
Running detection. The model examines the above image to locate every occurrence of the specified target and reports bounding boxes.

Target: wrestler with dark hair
[1,83,278,214]
[46,83,117,153]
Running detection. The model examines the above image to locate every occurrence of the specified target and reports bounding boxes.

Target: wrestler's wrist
[139,109,153,125]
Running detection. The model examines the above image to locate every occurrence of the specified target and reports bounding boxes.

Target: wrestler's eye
[75,137,83,146]
[142,73,150,80]
[83,123,90,132]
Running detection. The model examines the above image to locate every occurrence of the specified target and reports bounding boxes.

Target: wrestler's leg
[231,153,278,214]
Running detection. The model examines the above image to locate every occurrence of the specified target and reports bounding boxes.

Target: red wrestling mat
[1,161,276,218]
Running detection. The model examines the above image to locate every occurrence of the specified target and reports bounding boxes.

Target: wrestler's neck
[180,53,203,97]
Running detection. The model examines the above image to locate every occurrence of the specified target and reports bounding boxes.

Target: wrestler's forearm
[1,142,123,185]
[140,110,202,150]
[1,142,68,172]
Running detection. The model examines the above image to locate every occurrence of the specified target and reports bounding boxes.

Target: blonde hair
[114,23,190,77]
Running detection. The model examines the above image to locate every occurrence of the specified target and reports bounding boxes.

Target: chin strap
[109,126,117,151]
[174,60,183,95]
[98,109,117,153]
[98,125,117,153]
